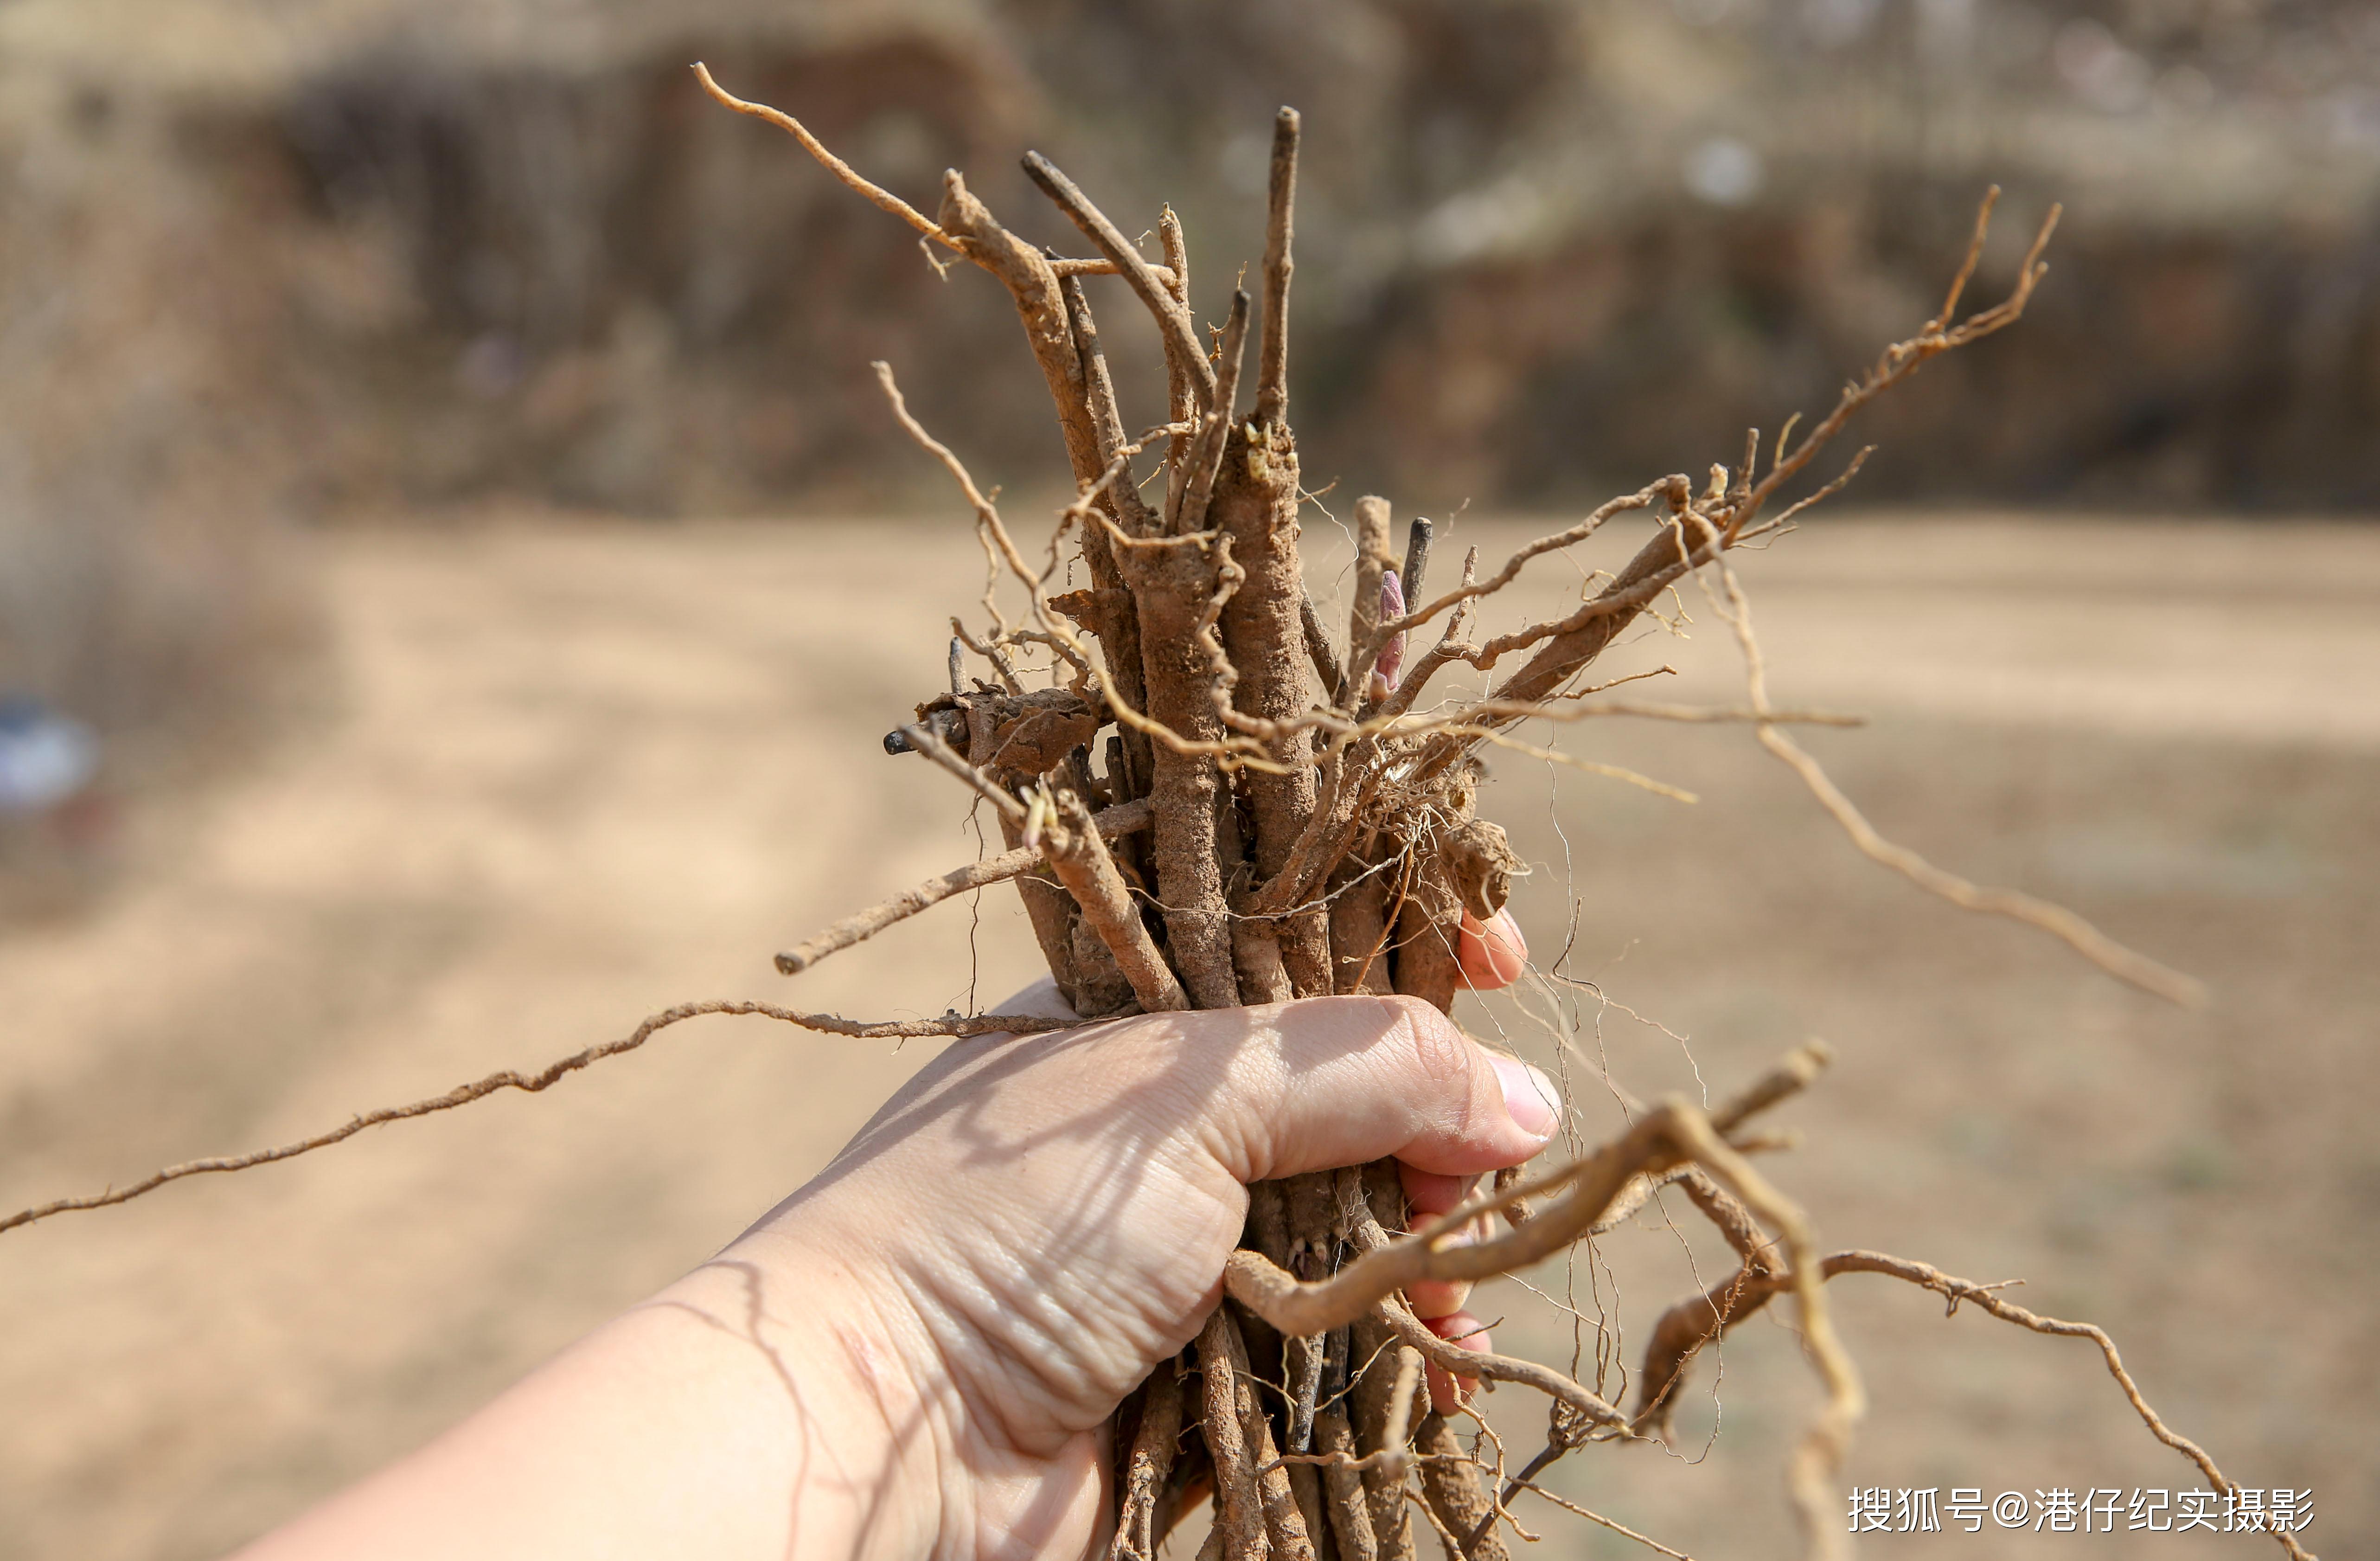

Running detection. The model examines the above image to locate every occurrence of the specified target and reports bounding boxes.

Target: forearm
[228,995,1550,1561]
[234,1229,940,1561]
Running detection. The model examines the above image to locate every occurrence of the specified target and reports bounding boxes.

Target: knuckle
[1375,995,1483,1113]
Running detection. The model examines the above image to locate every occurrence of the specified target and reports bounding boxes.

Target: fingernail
[1491,1055,1559,1141]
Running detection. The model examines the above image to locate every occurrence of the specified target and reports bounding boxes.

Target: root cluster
[3,66,2297,1561]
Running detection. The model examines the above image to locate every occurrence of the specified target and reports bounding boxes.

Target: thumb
[1185,995,1559,1186]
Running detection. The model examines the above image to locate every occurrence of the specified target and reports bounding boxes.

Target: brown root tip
[1402,516,1435,606]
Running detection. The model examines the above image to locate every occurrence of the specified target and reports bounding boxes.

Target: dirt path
[1,514,2372,1559]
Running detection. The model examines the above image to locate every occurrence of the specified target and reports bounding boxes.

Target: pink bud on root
[1378,568,1406,690]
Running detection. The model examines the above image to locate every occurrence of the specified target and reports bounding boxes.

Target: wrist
[654,1222,955,1561]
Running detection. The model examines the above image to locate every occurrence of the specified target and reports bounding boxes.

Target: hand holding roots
[6,70,2295,1561]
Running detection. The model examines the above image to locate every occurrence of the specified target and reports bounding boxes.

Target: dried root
[4,72,2301,1561]
[0,999,1076,1237]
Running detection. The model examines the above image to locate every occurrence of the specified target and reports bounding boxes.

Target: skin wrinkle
[870,1260,1100,1558]
[790,1018,1266,1456]
[223,989,1553,1561]
[788,1036,1208,1330]
[820,991,1544,1495]
[1195,997,1522,1185]
[1404,1005,1475,1091]
[859,1028,1264,1524]
[905,1251,1104,1445]
[856,1143,1185,1460]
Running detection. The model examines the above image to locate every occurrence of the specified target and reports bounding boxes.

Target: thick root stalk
[1200,1306,1271,1561]
[1414,1413,1511,1561]
[1113,1363,1187,1561]
[1130,545,1243,1008]
[1041,790,1188,1012]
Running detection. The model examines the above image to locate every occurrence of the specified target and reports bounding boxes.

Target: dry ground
[0,513,2372,1560]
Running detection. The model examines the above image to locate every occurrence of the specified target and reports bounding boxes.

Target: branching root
[5,80,2273,1561]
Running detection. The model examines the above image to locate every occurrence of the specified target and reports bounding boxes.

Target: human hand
[1413,905,1534,1397]
[235,910,1548,1561]
[734,908,1546,1559]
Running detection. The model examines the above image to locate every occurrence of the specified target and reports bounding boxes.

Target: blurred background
[0,0,2372,1557]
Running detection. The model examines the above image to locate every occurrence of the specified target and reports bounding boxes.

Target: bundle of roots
[4,68,2311,1561]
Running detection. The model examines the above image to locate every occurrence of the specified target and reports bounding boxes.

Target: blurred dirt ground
[0,513,2373,1560]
